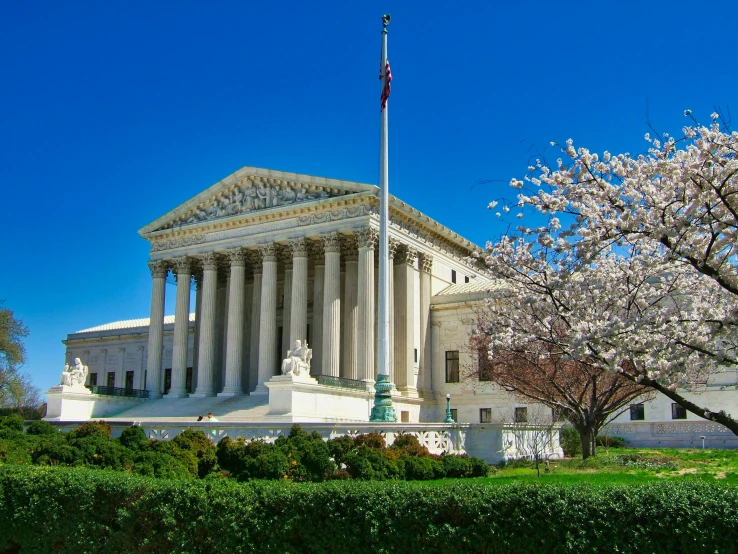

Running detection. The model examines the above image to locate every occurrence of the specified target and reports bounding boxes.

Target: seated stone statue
[60,358,88,388]
[280,339,312,377]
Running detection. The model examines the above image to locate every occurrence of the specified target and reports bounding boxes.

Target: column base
[217,388,245,398]
[190,390,217,398]
[251,385,269,396]
[147,391,163,400]
[163,389,189,399]
[398,387,419,399]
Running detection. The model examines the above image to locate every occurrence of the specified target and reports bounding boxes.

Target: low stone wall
[602,421,738,449]
[48,420,562,464]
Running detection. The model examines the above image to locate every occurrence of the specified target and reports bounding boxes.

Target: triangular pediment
[139,167,377,237]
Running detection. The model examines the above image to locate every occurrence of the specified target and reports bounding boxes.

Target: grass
[425,447,738,486]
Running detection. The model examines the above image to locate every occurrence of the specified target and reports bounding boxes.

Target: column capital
[308,240,325,263]
[389,238,401,259]
[200,252,219,271]
[289,237,309,257]
[342,235,359,262]
[321,232,342,253]
[354,227,378,250]
[431,321,442,328]
[419,253,434,274]
[226,248,247,267]
[258,243,278,262]
[278,244,293,268]
[398,246,418,267]
[172,257,192,274]
[148,260,169,279]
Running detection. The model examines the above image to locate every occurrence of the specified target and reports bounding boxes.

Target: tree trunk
[580,426,597,459]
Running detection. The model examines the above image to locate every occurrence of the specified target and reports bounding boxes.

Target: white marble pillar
[394,247,418,396]
[145,261,167,398]
[137,346,146,390]
[167,257,192,398]
[431,321,442,396]
[255,244,278,393]
[311,243,325,375]
[289,238,309,348]
[419,253,433,392]
[242,276,253,392]
[248,255,263,392]
[322,232,342,377]
[220,248,247,396]
[341,236,359,380]
[281,249,293,360]
[356,227,377,383]
[192,270,203,391]
[192,253,218,397]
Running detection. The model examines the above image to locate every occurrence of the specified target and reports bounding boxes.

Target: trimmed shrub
[390,433,431,457]
[327,435,354,465]
[597,434,626,448]
[353,431,386,450]
[559,425,582,457]
[1,466,737,553]
[0,414,24,434]
[172,429,218,478]
[25,420,57,436]
[119,425,147,450]
[68,420,112,439]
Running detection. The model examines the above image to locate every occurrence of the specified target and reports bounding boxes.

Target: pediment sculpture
[60,358,89,388]
[166,179,333,229]
[281,339,312,377]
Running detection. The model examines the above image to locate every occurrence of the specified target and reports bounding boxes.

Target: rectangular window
[451,269,457,284]
[445,350,460,383]
[552,407,566,422]
[107,372,115,388]
[671,403,687,420]
[414,348,418,363]
[450,408,458,422]
[164,368,172,394]
[630,404,645,421]
[186,367,193,393]
[89,373,98,386]
[478,350,492,381]
[125,371,135,390]
[514,407,528,423]
[465,275,470,283]
[480,408,492,423]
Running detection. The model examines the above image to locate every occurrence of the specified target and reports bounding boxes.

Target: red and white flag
[380,60,392,111]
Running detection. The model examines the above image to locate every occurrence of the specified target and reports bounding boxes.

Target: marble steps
[108,394,269,421]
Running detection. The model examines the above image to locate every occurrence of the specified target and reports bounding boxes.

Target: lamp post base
[369,374,397,422]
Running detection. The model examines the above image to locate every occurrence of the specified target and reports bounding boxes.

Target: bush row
[1,465,736,553]
[0,416,488,482]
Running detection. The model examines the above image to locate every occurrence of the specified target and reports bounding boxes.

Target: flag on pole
[380,60,392,111]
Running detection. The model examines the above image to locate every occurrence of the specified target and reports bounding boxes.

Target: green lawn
[426,447,738,486]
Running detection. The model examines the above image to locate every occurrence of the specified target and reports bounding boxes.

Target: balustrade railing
[315,375,371,392]
[87,385,149,399]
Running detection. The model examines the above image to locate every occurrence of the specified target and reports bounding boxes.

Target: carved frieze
[151,235,205,252]
[297,205,371,226]
[162,177,338,230]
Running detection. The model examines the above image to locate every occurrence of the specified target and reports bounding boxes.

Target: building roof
[434,280,506,296]
[76,313,196,333]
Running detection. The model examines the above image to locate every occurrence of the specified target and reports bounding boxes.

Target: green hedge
[1,465,737,553]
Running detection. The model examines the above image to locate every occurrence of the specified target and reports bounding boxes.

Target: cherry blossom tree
[480,112,738,435]
[472,323,649,459]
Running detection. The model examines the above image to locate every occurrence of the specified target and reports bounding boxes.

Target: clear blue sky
[2,1,736,396]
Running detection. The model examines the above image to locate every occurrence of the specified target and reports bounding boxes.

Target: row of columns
[144,230,434,400]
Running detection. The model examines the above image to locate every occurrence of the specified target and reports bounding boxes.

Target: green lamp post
[444,394,455,423]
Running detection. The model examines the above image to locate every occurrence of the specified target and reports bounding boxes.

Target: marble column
[431,321,442,398]
[310,243,325,375]
[419,253,433,392]
[145,260,167,399]
[394,246,418,396]
[137,346,146,390]
[248,253,263,392]
[255,244,278,394]
[289,238,309,348]
[356,227,377,383]
[281,247,293,360]
[167,257,192,398]
[192,270,203,391]
[242,276,253,392]
[322,232,342,377]
[117,348,125,389]
[192,253,218,397]
[220,248,247,396]
[341,236,359,380]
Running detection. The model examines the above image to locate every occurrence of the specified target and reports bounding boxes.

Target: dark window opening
[514,407,528,423]
[125,371,134,390]
[480,408,492,423]
[671,403,687,420]
[445,350,460,383]
[451,270,457,284]
[107,372,115,388]
[630,404,645,421]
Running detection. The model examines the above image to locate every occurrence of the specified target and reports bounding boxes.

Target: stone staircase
[106,394,270,423]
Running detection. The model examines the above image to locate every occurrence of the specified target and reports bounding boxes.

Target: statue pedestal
[265,374,373,422]
[44,385,145,421]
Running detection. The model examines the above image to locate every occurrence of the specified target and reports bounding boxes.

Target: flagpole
[370,13,397,422]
